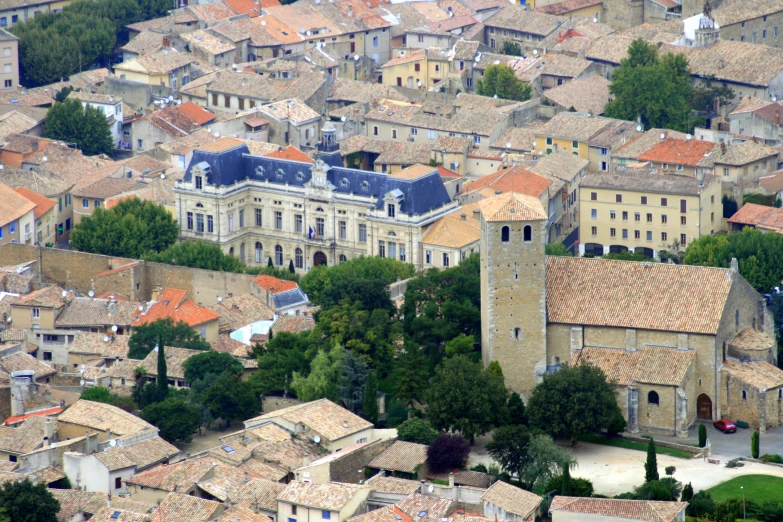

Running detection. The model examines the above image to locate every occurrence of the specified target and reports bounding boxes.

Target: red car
[713,419,737,433]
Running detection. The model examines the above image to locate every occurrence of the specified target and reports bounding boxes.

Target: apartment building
[67,92,123,148]
[0,29,18,91]
[483,5,566,52]
[578,169,721,257]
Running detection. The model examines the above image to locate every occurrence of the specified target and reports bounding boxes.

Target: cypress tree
[268,257,274,268]
[752,430,760,459]
[698,424,707,448]
[157,336,168,401]
[644,438,659,482]
[561,462,572,496]
[681,482,694,502]
[363,372,379,425]
[288,260,295,273]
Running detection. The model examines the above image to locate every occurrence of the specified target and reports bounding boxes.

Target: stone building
[479,191,783,435]
[175,143,457,271]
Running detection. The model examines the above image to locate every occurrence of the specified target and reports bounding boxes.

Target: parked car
[713,419,737,433]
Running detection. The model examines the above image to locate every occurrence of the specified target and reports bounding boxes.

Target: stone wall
[261,396,301,414]
[601,0,644,30]
[0,244,260,307]
[330,438,394,483]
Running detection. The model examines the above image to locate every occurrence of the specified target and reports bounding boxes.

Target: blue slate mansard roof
[184,144,452,216]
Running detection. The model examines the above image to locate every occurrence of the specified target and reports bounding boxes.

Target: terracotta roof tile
[233,478,287,511]
[396,493,454,522]
[636,137,715,166]
[481,481,542,518]
[542,73,610,115]
[265,146,314,163]
[729,327,775,352]
[535,0,601,15]
[150,492,221,522]
[68,332,131,359]
[217,501,273,522]
[272,315,315,334]
[464,166,551,198]
[252,276,299,294]
[550,497,687,522]
[58,400,155,436]
[0,182,35,225]
[728,203,777,226]
[0,416,50,454]
[13,187,55,218]
[580,171,719,195]
[708,140,778,167]
[245,398,372,442]
[0,352,56,380]
[420,204,481,249]
[278,481,367,511]
[572,346,695,387]
[365,475,421,495]
[134,288,219,327]
[126,456,216,491]
[722,359,783,390]
[484,4,565,35]
[139,346,202,380]
[368,441,426,473]
[477,192,547,222]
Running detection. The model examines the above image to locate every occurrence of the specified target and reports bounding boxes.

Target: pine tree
[561,461,572,496]
[645,438,659,482]
[681,482,694,502]
[752,430,760,459]
[363,372,379,425]
[288,260,295,273]
[268,257,274,268]
[698,424,707,448]
[157,336,168,401]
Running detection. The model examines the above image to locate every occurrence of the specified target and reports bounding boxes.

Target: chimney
[460,213,466,221]
[107,494,112,509]
[472,209,481,221]
[348,3,353,16]
[44,419,54,441]
[163,36,170,47]
[420,480,426,495]
[436,106,441,117]
[730,257,739,273]
[448,472,455,488]
[105,429,111,441]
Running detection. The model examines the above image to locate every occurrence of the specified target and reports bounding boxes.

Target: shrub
[759,454,783,464]
[665,466,676,476]
[606,405,626,437]
[543,475,594,497]
[397,418,439,445]
[698,424,707,448]
[426,433,471,473]
[752,430,760,459]
[470,464,488,473]
[634,477,681,501]
[687,491,715,518]
[681,482,693,502]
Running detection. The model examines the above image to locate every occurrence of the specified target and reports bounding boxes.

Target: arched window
[295,248,303,269]
[339,254,347,263]
[523,225,532,242]
[742,390,747,401]
[229,247,234,256]
[555,356,560,364]
[501,226,510,242]
[648,391,659,405]
[275,245,283,266]
[735,309,739,327]
[514,327,521,339]
[255,242,263,263]
[316,207,325,212]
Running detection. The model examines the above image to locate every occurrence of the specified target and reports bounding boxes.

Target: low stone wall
[620,434,702,456]
[261,395,300,413]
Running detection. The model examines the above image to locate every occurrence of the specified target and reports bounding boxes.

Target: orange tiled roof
[637,138,715,166]
[463,166,551,198]
[252,275,298,294]
[175,101,216,126]
[13,187,56,219]
[728,203,777,226]
[2,407,62,426]
[92,262,139,279]
[265,146,314,163]
[134,288,219,327]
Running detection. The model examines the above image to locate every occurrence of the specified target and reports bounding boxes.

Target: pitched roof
[549,497,687,522]
[126,456,216,491]
[57,400,155,436]
[114,48,194,76]
[535,112,616,142]
[265,146,314,163]
[580,171,719,195]
[535,0,601,15]
[120,30,166,56]
[197,465,263,501]
[368,441,427,473]
[365,475,421,495]
[542,73,610,115]
[375,143,433,166]
[420,205,481,249]
[391,164,439,181]
[13,187,55,219]
[491,121,545,152]
[636,137,715,166]
[484,4,565,36]
[0,167,73,197]
[0,351,56,381]
[139,346,202,380]
[760,171,783,193]
[134,288,219,327]
[727,203,777,226]
[149,492,222,522]
[613,129,688,160]
[708,140,778,166]
[0,182,35,226]
[729,326,775,352]
[217,501,273,522]
[546,256,737,334]
[722,359,783,390]
[0,416,50,454]
[481,480,542,518]
[572,346,695,387]
[68,332,131,359]
[259,99,320,124]
[245,398,372,441]
[463,166,551,198]
[477,192,547,222]
[272,314,315,334]
[96,448,137,471]
[252,275,299,294]
[396,493,454,522]
[277,481,367,510]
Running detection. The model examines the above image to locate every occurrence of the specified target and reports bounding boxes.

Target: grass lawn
[578,433,692,459]
[707,475,783,503]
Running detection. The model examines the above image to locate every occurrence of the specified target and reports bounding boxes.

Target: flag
[308,226,313,239]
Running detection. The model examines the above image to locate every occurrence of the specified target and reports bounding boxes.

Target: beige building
[278,481,371,522]
[419,201,481,270]
[176,144,457,271]
[258,99,321,149]
[113,49,193,88]
[381,48,450,90]
[0,182,35,246]
[578,169,722,257]
[0,29,18,91]
[479,190,783,435]
[10,286,69,331]
[707,139,780,189]
[482,5,566,52]
[57,400,157,442]
[13,187,55,246]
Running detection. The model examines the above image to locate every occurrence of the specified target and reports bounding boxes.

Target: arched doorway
[697,394,712,420]
[313,251,328,267]
[583,243,604,257]
[609,245,629,254]
[636,247,654,258]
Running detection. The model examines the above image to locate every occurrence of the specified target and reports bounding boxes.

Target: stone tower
[479,193,548,399]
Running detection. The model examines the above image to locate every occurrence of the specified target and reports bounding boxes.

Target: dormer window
[340,178,349,187]
[276,169,284,178]
[387,204,396,218]
[195,176,203,189]
[296,171,304,181]
[361,181,369,190]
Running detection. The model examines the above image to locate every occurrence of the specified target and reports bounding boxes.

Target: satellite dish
[61,291,67,298]
[686,133,692,140]
[313,435,321,444]
[168,95,174,102]
[112,325,118,332]
[42,156,48,162]
[660,133,665,139]
[79,380,85,386]
[593,16,598,22]
[636,125,642,132]
[532,141,536,147]
[81,364,85,369]
[506,142,512,149]
[217,296,223,302]
[417,80,422,86]
[50,443,56,448]
[341,116,347,122]
[109,439,117,447]
[427,485,435,493]
[138,306,144,311]
[103,336,110,342]
[161,174,166,179]
[533,49,538,55]
[88,290,94,297]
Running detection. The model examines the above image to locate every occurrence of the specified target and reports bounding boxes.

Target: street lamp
[741,486,745,521]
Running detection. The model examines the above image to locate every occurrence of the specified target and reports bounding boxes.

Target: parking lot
[643,420,783,459]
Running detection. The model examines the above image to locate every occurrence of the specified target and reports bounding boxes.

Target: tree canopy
[141,397,201,443]
[683,227,783,293]
[44,98,113,156]
[145,241,246,272]
[0,479,60,522]
[300,256,414,305]
[183,351,244,383]
[290,345,343,402]
[604,39,698,133]
[71,198,178,258]
[426,433,471,473]
[477,64,532,101]
[249,331,310,396]
[197,372,259,426]
[527,362,618,443]
[128,318,211,360]
[426,355,507,443]
[396,418,439,445]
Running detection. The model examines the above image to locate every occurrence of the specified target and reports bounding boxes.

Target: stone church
[478,192,783,436]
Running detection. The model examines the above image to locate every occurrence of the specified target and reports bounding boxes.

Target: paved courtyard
[641,420,783,459]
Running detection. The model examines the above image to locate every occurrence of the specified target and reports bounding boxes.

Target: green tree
[606,404,626,436]
[319,279,396,315]
[291,345,343,402]
[683,227,783,292]
[338,349,369,413]
[506,392,527,426]
[144,241,246,272]
[665,466,676,476]
[752,430,760,459]
[543,474,593,497]
[80,386,112,403]
[687,491,715,518]
[476,64,532,101]
[445,334,476,359]
[198,372,258,426]
[518,434,575,489]
[71,198,178,258]
[44,98,113,155]
[698,424,707,448]
[604,39,698,133]
[363,371,379,425]
[157,342,168,401]
[396,418,438,445]
[691,80,735,113]
[289,259,296,273]
[681,482,694,502]
[128,318,211,360]
[0,479,60,522]
[393,344,430,404]
[645,438,659,482]
[183,351,243,383]
[545,243,572,256]
[141,397,201,443]
[561,461,572,496]
[485,425,532,478]
[634,478,681,501]
[527,362,617,444]
[426,355,508,444]
[501,41,522,56]
[249,331,310,396]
